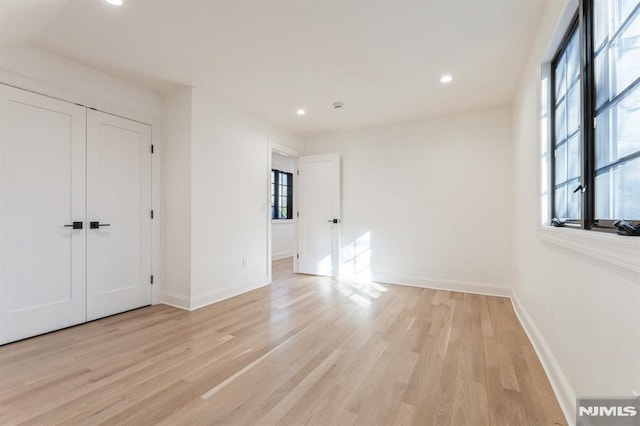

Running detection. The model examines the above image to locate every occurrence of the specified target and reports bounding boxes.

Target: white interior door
[0,85,86,344]
[86,110,152,321]
[297,153,341,276]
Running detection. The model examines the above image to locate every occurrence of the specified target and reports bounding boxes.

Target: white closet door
[0,85,87,345]
[86,110,152,321]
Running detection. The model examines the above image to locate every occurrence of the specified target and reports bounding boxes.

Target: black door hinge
[151,210,154,219]
[151,144,154,154]
[150,275,154,284]
[296,253,299,259]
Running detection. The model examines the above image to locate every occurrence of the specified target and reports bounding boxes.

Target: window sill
[272,219,294,224]
[538,226,640,274]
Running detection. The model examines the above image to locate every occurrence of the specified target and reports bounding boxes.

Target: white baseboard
[162,280,271,311]
[372,273,511,298]
[190,280,270,310]
[272,251,293,260]
[161,291,191,310]
[510,290,575,425]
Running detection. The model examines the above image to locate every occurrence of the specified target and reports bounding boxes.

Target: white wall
[161,87,301,310]
[0,45,162,122]
[304,107,513,295]
[162,88,192,306]
[511,1,640,423]
[272,151,295,173]
[271,152,295,260]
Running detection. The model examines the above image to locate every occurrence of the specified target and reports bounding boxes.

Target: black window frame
[550,0,640,233]
[271,169,293,220]
[551,16,582,227]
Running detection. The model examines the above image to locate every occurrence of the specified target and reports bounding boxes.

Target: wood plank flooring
[0,258,565,425]
[272,256,296,284]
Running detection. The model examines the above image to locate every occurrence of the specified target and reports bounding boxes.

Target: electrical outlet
[242,257,248,267]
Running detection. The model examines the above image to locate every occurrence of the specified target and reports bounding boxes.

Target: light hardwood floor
[272,256,297,284]
[0,257,565,425]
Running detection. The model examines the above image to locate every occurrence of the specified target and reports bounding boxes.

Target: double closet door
[0,84,152,345]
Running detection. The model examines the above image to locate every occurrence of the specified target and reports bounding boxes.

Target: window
[553,22,582,223]
[271,169,293,219]
[551,0,640,234]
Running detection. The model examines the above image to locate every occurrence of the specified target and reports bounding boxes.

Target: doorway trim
[267,141,299,284]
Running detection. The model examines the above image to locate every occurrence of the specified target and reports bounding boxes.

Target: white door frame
[267,141,299,284]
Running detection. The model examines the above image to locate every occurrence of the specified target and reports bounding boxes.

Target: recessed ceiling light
[296,108,306,116]
[440,74,453,84]
[104,0,123,5]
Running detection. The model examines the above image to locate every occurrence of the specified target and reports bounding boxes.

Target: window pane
[594,51,610,109]
[555,143,568,183]
[595,170,612,218]
[595,158,640,219]
[555,184,567,219]
[567,86,581,135]
[567,178,582,219]
[566,31,580,85]
[596,84,640,168]
[594,1,640,221]
[555,55,567,99]
[555,100,567,143]
[616,86,640,159]
[595,0,607,50]
[594,2,640,107]
[567,134,581,180]
[553,24,581,222]
[595,0,640,49]
[614,12,640,92]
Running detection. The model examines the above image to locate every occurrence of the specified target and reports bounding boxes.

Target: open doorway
[268,143,298,284]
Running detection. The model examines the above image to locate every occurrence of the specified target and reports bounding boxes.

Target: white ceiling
[1,0,547,136]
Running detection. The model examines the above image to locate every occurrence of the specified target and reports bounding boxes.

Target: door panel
[86,110,152,321]
[0,84,86,344]
[297,154,341,276]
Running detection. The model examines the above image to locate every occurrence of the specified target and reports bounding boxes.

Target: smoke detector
[333,102,344,109]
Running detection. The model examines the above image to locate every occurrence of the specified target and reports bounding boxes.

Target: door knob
[90,221,111,229]
[64,221,83,229]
